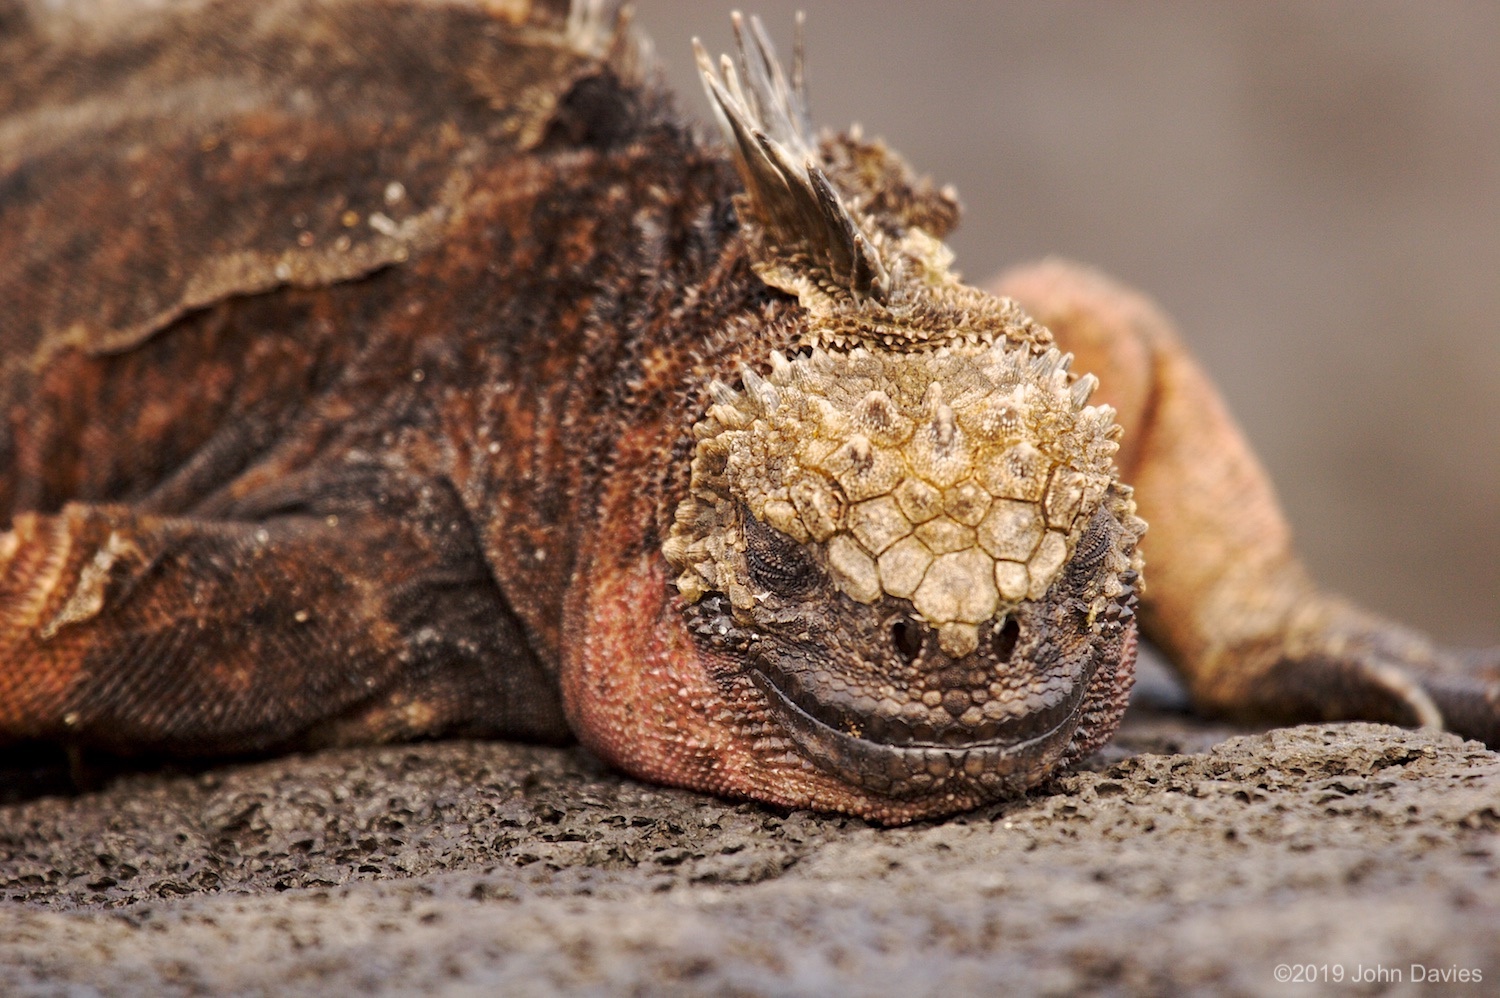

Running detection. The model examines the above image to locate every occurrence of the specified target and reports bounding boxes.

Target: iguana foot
[1187,598,1444,730]
[1423,648,1500,747]
[1198,605,1500,749]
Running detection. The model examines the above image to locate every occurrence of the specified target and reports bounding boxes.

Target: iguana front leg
[997,259,1499,746]
[0,499,566,755]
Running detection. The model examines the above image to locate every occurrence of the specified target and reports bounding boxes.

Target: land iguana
[1,0,1495,823]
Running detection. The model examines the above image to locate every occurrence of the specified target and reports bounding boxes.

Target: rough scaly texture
[665,339,1137,656]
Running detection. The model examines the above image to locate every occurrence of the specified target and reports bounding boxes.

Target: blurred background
[637,0,1499,648]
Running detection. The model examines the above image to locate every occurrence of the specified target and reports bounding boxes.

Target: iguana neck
[442,135,796,673]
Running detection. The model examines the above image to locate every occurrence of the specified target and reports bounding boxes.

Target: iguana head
[650,18,1147,819]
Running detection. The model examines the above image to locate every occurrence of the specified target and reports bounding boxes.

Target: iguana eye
[743,510,820,596]
[1066,507,1114,581]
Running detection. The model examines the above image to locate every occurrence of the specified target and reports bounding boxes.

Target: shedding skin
[0,0,1494,823]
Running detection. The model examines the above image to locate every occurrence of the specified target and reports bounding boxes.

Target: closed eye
[743,509,820,596]
[1066,508,1114,579]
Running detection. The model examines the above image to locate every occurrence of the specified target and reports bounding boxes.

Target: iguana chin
[0,1,1494,824]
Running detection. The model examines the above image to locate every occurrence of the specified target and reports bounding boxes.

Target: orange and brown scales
[0,0,1493,823]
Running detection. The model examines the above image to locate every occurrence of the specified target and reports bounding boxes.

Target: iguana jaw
[747,661,1087,802]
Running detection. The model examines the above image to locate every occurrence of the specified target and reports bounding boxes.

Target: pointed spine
[694,15,889,300]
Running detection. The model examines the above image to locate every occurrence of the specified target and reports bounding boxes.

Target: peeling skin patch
[39,530,142,640]
[4,513,97,642]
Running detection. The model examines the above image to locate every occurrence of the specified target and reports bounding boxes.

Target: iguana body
[1,0,1494,823]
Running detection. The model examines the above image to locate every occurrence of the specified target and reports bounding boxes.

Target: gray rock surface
[3,688,1496,995]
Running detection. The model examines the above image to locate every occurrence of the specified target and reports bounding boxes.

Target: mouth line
[749,667,1088,800]
[748,643,1096,750]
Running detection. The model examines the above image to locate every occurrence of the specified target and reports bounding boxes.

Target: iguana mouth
[749,655,1095,800]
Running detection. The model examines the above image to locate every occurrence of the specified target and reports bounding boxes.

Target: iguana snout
[695,552,1141,803]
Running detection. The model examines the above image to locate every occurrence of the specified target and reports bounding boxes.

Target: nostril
[993,616,1021,662]
[891,618,924,662]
